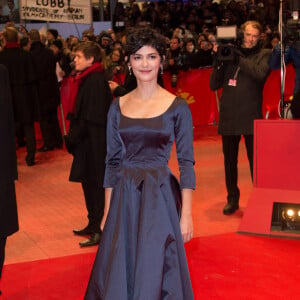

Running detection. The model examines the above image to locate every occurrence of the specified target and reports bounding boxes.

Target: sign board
[20,0,92,24]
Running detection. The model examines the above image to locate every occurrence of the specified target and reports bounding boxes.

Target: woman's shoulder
[171,97,192,119]
[172,96,190,110]
[108,98,120,115]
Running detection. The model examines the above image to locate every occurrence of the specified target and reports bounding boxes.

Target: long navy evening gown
[85,97,195,300]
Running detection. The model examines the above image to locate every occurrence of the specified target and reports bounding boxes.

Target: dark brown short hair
[74,41,103,63]
[125,27,166,59]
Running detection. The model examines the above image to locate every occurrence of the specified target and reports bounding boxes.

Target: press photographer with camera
[165,36,186,87]
[210,20,272,215]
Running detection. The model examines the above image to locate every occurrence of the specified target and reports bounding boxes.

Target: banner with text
[20,0,92,24]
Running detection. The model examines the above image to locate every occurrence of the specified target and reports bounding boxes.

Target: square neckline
[118,97,179,120]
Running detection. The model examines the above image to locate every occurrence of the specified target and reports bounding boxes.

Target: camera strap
[228,66,240,87]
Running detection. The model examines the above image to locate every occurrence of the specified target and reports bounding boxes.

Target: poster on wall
[0,0,19,24]
[19,0,92,24]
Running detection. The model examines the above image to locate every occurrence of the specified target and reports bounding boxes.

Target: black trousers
[222,134,253,203]
[15,122,36,164]
[40,110,63,148]
[0,237,7,278]
[81,182,105,233]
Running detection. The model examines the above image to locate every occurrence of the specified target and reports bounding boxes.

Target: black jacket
[0,65,19,237]
[210,44,272,135]
[30,41,61,114]
[67,69,112,185]
[0,46,39,123]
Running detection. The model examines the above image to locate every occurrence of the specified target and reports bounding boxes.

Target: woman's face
[186,42,195,53]
[74,50,93,72]
[111,50,121,62]
[129,45,161,82]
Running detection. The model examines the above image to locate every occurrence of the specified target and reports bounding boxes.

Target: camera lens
[221,46,231,57]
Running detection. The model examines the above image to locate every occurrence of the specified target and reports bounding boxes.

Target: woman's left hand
[180,214,193,243]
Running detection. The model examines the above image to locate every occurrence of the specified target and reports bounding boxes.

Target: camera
[215,26,242,61]
[284,19,300,50]
[282,0,300,50]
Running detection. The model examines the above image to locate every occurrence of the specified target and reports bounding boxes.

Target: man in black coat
[0,26,39,166]
[29,29,63,151]
[0,64,19,296]
[210,21,272,215]
[64,42,113,247]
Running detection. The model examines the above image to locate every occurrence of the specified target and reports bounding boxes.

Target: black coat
[30,41,61,114]
[210,45,272,135]
[0,65,19,237]
[68,70,112,185]
[0,46,39,123]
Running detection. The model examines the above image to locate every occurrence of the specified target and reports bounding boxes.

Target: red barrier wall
[163,64,296,127]
[56,64,296,135]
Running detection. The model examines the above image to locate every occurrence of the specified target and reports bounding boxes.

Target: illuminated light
[286,209,295,218]
[271,203,300,234]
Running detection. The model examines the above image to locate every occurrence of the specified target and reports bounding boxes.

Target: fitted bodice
[119,105,176,168]
[104,97,195,190]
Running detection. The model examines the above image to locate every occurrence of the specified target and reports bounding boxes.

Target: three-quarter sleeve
[103,100,123,188]
[174,99,196,189]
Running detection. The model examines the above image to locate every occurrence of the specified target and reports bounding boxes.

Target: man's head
[29,29,40,42]
[49,39,63,55]
[241,21,262,49]
[2,26,19,43]
[170,36,181,51]
[7,0,15,10]
[46,29,58,42]
[74,41,102,71]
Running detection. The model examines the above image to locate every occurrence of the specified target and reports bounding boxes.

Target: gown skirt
[85,97,195,300]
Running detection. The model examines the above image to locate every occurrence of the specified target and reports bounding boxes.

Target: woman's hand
[180,188,193,243]
[108,80,119,92]
[180,213,193,243]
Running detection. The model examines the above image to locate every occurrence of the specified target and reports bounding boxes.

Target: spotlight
[281,206,300,231]
[271,203,300,234]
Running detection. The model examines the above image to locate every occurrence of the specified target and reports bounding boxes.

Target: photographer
[210,20,272,215]
[165,36,186,87]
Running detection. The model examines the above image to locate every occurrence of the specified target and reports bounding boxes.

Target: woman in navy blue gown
[85,27,195,300]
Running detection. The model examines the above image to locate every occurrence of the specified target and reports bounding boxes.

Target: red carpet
[2,233,300,299]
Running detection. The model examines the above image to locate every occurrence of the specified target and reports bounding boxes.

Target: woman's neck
[134,81,161,101]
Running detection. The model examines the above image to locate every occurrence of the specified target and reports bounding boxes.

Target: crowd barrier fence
[46,64,296,141]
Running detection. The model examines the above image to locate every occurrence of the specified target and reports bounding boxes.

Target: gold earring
[128,65,132,76]
[160,65,163,75]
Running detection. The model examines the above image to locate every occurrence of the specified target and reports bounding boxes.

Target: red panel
[253,120,300,190]
[238,187,300,238]
[240,119,300,238]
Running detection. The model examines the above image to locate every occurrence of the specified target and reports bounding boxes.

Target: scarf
[68,62,103,114]
[4,42,20,49]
